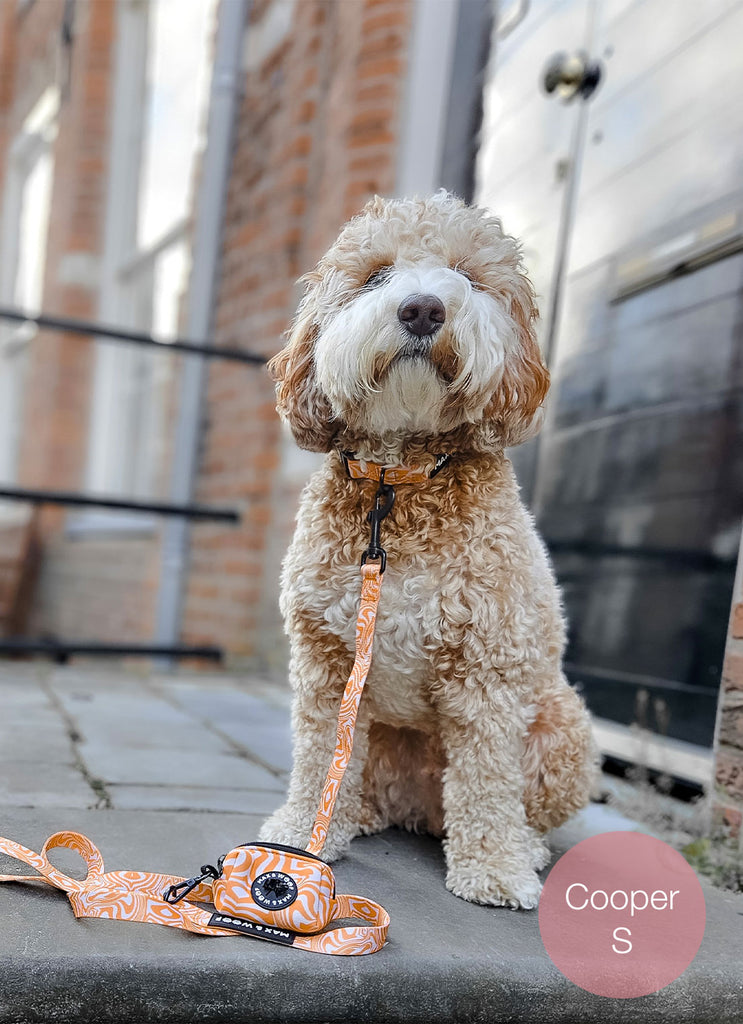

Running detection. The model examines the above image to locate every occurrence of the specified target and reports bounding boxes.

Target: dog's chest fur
[283,454,532,730]
[297,556,442,730]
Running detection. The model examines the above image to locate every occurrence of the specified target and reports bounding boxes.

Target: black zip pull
[163,862,221,904]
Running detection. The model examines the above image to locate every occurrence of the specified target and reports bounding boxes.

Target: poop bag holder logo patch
[250,870,299,910]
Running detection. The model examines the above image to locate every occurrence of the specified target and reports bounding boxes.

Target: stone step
[1,806,741,1024]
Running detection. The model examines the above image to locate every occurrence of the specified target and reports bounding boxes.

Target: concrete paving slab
[68,702,234,755]
[61,696,223,743]
[0,761,94,811]
[0,720,72,764]
[150,671,292,710]
[0,698,75,763]
[0,807,741,1024]
[0,675,94,809]
[76,744,284,791]
[50,680,231,753]
[164,685,293,774]
[107,784,285,815]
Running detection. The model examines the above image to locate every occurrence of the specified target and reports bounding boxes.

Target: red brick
[715,746,743,801]
[719,691,743,749]
[732,602,743,639]
[720,804,742,836]
[356,81,398,105]
[356,56,402,79]
[722,652,743,691]
[362,9,410,33]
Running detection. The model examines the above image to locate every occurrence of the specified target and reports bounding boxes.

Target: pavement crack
[40,675,113,810]
[145,678,288,782]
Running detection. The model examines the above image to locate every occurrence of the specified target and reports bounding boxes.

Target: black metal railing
[0,486,239,523]
[0,304,268,662]
[0,306,267,364]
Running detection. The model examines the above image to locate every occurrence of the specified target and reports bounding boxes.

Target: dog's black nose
[397,294,445,337]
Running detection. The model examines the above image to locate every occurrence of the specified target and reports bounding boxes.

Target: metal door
[477,0,743,747]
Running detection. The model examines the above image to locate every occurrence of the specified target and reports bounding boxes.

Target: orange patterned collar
[340,450,451,485]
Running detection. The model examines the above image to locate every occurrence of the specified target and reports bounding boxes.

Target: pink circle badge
[539,831,706,998]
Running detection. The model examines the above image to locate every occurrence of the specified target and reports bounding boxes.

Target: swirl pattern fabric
[0,831,388,955]
[307,562,382,856]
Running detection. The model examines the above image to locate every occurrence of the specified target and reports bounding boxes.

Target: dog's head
[269,191,548,453]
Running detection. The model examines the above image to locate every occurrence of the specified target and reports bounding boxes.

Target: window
[0,87,58,494]
[82,0,216,525]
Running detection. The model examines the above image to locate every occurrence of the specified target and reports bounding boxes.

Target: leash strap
[0,831,389,956]
[306,562,383,856]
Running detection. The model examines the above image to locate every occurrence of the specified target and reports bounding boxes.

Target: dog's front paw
[529,834,551,871]
[446,862,543,910]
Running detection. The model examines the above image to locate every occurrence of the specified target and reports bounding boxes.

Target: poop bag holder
[0,562,389,956]
[208,843,336,931]
[161,841,338,936]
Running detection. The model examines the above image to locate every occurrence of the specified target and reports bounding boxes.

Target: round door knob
[542,51,602,101]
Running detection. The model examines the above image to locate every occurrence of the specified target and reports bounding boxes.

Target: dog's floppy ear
[268,288,338,452]
[485,273,550,447]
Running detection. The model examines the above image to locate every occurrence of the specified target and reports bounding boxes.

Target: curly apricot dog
[259,192,597,909]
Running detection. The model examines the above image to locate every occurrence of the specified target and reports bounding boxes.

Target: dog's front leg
[437,685,546,910]
[259,650,369,862]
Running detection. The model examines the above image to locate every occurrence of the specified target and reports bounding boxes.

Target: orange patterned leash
[0,831,389,956]
[307,467,396,855]
[306,561,383,856]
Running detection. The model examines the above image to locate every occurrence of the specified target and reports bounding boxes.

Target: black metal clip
[163,862,222,904]
[361,473,395,574]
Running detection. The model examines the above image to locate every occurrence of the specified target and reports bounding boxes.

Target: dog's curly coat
[259,192,597,909]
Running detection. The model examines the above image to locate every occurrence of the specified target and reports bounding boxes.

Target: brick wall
[0,0,161,645]
[17,0,112,494]
[31,532,159,643]
[714,531,743,837]
[181,0,414,667]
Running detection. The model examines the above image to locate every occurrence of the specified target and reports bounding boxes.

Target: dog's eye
[363,266,393,289]
[455,266,483,290]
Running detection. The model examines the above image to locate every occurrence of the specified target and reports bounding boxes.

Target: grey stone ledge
[0,807,741,1024]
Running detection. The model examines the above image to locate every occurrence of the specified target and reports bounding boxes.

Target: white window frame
[0,87,59,517]
[75,0,204,536]
[76,0,163,534]
[84,0,148,511]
